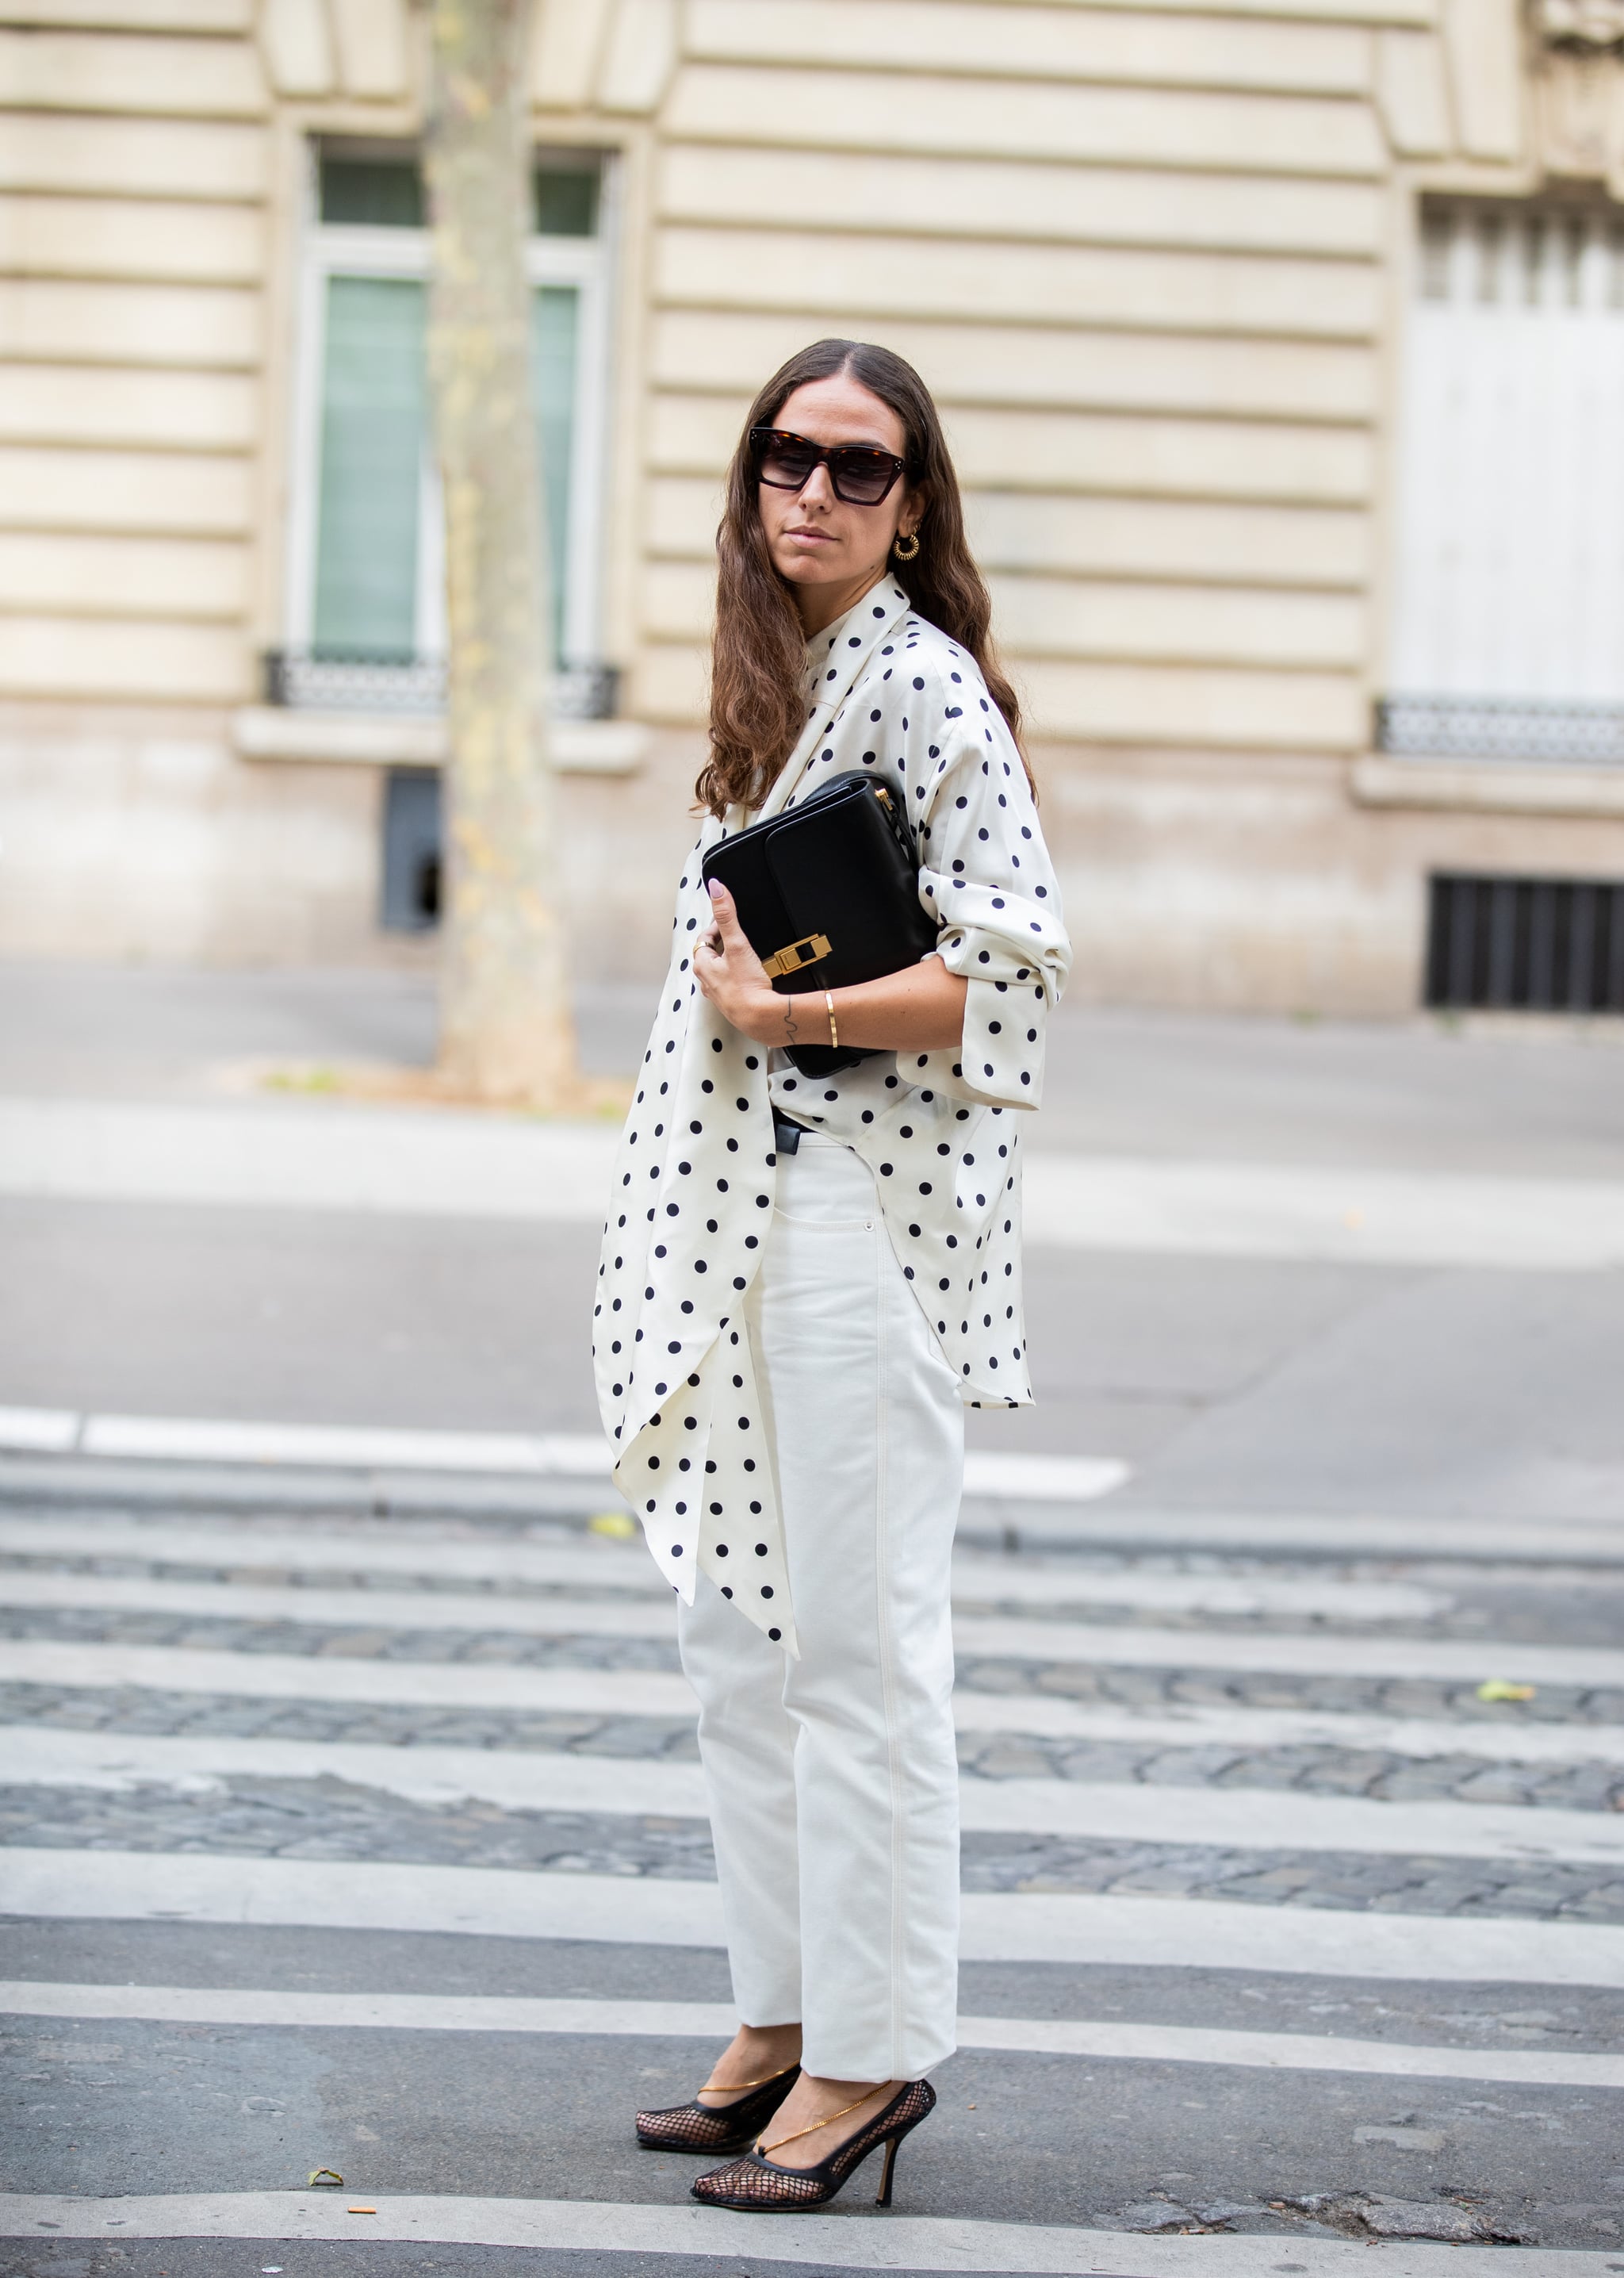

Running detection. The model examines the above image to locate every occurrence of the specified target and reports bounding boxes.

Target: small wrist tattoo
[782,999,799,1047]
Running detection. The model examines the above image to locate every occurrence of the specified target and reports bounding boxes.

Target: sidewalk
[5,958,1624,1176]
[2,960,1622,1521]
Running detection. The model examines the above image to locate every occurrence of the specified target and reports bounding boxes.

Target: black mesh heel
[690,2077,936,2211]
[635,2062,799,2154]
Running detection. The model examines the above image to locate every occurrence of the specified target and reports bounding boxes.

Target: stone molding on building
[1530,0,1624,176]
[1353,754,1624,818]
[232,708,649,777]
[1535,0,1624,48]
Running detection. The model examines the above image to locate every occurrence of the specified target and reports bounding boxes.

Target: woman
[593,339,1070,2213]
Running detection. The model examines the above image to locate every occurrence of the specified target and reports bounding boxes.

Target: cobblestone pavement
[8,1544,1623,1644]
[4,1681,1622,1810]
[6,1777,1624,1921]
[8,1605,1624,1727]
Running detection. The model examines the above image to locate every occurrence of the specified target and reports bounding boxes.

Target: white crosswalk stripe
[8,1849,1624,1988]
[4,1981,1622,2089]
[0,1637,699,1712]
[10,1639,1620,1766]
[0,1410,1128,1507]
[0,1568,682,1638]
[947,1689,1624,1766]
[0,1513,672,1595]
[6,2189,1622,2272]
[9,1565,1620,1685]
[8,1724,1624,1866]
[953,1613,1624,1689]
[0,1509,1460,1619]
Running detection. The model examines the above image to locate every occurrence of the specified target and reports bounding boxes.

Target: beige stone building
[4,0,1624,1014]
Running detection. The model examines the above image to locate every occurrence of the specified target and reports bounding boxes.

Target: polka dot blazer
[593,582,1071,1652]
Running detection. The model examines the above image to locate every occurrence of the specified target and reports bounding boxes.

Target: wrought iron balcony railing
[1376,694,1624,767]
[264,649,621,723]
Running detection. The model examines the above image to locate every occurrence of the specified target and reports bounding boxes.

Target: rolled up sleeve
[909,705,1071,1110]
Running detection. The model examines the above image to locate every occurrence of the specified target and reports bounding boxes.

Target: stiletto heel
[690,2077,935,2211]
[635,2061,799,2154]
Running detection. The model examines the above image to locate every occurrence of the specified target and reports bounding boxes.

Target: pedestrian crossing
[11,1563,1623,1683]
[8,1724,1624,1864]
[5,2188,1612,2275]
[8,1847,1624,1985]
[0,1508,1465,1619]
[8,1977,1624,2090]
[3,1489,1623,2267]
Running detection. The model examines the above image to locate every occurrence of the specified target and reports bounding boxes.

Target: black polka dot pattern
[592,584,1071,1655]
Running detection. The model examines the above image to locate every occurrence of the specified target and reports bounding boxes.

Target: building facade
[4,0,1624,1014]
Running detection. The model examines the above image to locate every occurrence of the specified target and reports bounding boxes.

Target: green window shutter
[312,275,426,658]
[534,165,599,238]
[319,156,423,228]
[531,283,580,661]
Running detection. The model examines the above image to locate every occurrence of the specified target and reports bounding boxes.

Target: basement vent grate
[1426,872,1624,1012]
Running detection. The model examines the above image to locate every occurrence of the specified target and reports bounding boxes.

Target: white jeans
[676,1135,964,2081]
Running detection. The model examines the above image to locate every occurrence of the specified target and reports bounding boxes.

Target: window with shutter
[1382,198,1624,766]
[280,147,615,720]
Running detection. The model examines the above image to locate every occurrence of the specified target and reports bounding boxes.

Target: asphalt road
[2,962,1623,2276]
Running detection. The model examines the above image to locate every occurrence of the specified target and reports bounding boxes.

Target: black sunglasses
[750,426,910,507]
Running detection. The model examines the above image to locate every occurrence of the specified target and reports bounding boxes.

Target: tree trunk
[423,0,577,1106]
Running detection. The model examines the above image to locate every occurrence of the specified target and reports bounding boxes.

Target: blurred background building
[3,0,1623,1016]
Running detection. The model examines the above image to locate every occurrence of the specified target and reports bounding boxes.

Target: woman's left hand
[693,880,786,1045]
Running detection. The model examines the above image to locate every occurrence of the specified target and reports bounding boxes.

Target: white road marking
[9,1725,1623,1866]
[7,1850,1624,1986]
[8,1643,1622,1775]
[0,1513,670,1593]
[7,1093,1624,1270]
[0,1512,1448,1621]
[0,1981,735,2038]
[6,1507,1611,1609]
[948,1690,1624,1768]
[1002,1509,1624,1563]
[0,1639,699,1715]
[0,1419,1126,1507]
[0,1513,1454,1620]
[6,1980,1623,2091]
[79,1414,615,1477]
[963,1452,1129,1502]
[950,1558,1454,1621]
[0,1566,1460,1639]
[0,1724,701,1812]
[954,1613,1624,1690]
[2,2192,1620,2272]
[0,1409,76,1454]
[9,1569,1610,1688]
[958,1776,1624,1863]
[0,1570,679,1638]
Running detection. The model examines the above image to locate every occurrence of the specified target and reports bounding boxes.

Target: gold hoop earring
[893,531,920,562]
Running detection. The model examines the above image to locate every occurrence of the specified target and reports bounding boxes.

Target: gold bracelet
[825,989,838,1049]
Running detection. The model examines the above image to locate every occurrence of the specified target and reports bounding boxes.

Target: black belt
[772,1111,806,1156]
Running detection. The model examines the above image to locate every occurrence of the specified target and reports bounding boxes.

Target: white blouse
[593,580,1071,1653]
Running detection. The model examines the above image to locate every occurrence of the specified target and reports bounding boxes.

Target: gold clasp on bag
[762,932,832,980]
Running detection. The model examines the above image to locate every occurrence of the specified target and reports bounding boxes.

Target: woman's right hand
[694,880,789,1045]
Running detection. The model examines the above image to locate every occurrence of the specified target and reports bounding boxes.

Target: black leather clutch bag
[700,772,939,1075]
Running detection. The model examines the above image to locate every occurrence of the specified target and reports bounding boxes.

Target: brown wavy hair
[697,338,1028,817]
